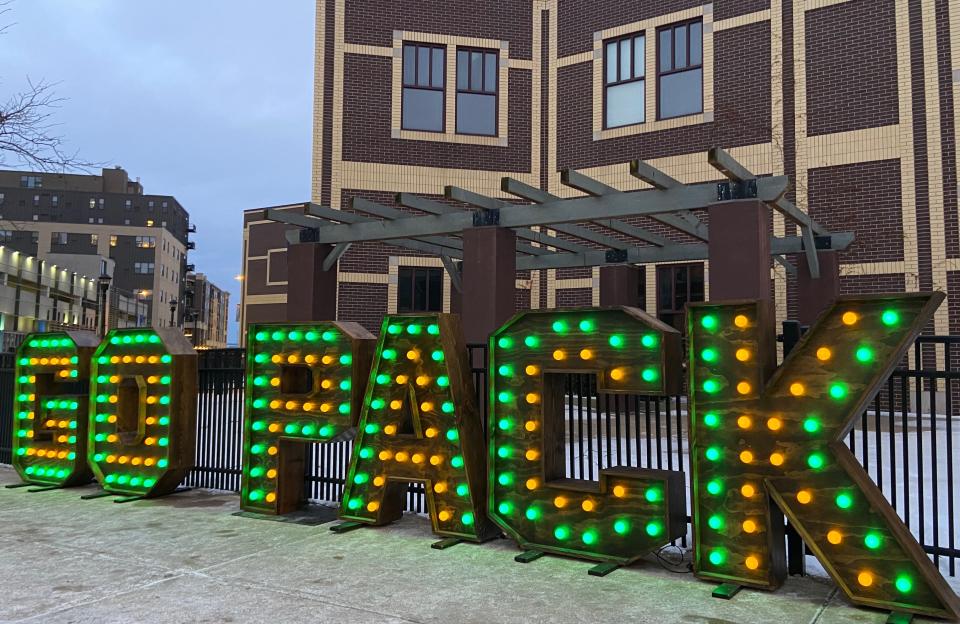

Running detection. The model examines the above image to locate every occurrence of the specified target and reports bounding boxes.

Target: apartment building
[183,272,231,348]
[240,0,960,344]
[0,167,193,329]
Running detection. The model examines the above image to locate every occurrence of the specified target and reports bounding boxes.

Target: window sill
[392,128,508,147]
[593,110,712,141]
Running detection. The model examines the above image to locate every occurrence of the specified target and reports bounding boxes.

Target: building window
[402,43,445,132]
[136,235,156,248]
[657,19,703,120]
[0,230,13,242]
[51,195,58,207]
[89,198,96,210]
[125,200,132,211]
[0,193,4,205]
[20,175,41,189]
[134,262,155,274]
[110,235,118,247]
[656,263,704,332]
[51,232,68,245]
[397,267,443,313]
[98,198,105,210]
[146,219,154,227]
[32,195,40,207]
[161,201,168,209]
[30,231,38,244]
[90,234,99,247]
[604,33,646,129]
[456,48,498,136]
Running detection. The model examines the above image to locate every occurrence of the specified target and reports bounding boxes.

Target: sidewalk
[0,465,951,623]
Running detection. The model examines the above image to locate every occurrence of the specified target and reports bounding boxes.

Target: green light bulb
[807,453,826,470]
[288,331,303,342]
[705,447,721,462]
[524,335,540,348]
[437,376,450,387]
[881,310,900,326]
[708,549,726,566]
[829,383,847,400]
[427,324,440,335]
[613,519,631,535]
[161,355,172,363]
[578,319,596,332]
[498,501,513,515]
[835,492,853,509]
[641,334,658,349]
[855,346,874,363]
[451,456,464,469]
[406,324,422,335]
[702,379,720,394]
[376,374,390,385]
[864,532,882,550]
[895,575,913,593]
[641,368,659,383]
[525,507,541,521]
[551,320,568,334]
[461,512,474,525]
[254,353,269,364]
[497,391,513,403]
[431,350,444,362]
[582,530,598,545]
[707,515,724,531]
[319,425,334,437]
[284,424,298,435]
[249,466,265,478]
[305,331,319,341]
[248,489,264,501]
[497,446,512,459]
[339,354,352,365]
[645,488,662,503]
[706,479,723,496]
[497,472,514,486]
[364,423,379,434]
[645,522,663,537]
[347,498,363,510]
[456,484,469,497]
[446,429,459,441]
[371,398,386,409]
[340,379,351,390]
[270,331,284,341]
[803,417,821,433]
[554,526,571,540]
[387,324,402,335]
[497,365,514,377]
[383,349,397,360]
[497,418,513,431]
[497,337,513,349]
[701,348,719,363]
[703,412,720,428]
[701,315,719,331]
[353,473,369,485]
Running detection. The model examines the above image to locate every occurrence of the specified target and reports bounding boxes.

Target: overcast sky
[2,0,315,344]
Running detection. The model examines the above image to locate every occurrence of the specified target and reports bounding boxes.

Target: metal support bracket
[440,255,463,293]
[4,482,32,489]
[298,228,320,243]
[514,550,545,563]
[716,180,758,201]
[322,242,352,272]
[330,521,366,534]
[431,537,465,550]
[587,563,621,577]
[712,583,743,600]
[605,249,629,264]
[472,208,500,227]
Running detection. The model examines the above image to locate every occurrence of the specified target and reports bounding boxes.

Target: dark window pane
[657,267,672,312]
[457,50,469,90]
[403,88,444,131]
[619,38,631,81]
[605,41,618,83]
[431,48,445,88]
[690,264,705,302]
[674,25,687,68]
[403,46,416,85]
[457,92,496,135]
[605,80,645,128]
[398,270,413,312]
[659,29,672,72]
[428,270,442,311]
[689,22,703,65]
[484,53,497,92]
[673,267,689,311]
[659,68,703,118]
[633,35,645,78]
[470,51,483,89]
[414,269,428,311]
[417,46,430,86]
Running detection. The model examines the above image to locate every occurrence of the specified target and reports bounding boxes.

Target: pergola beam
[517,232,854,272]
[281,176,788,245]
[708,147,756,183]
[440,255,462,293]
[322,242,351,271]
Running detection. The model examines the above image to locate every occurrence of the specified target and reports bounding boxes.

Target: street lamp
[169,298,178,328]
[97,273,112,337]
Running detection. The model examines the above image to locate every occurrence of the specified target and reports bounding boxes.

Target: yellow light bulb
[438,510,452,522]
[816,347,832,361]
[525,449,540,461]
[321,379,333,389]
[373,476,385,486]
[525,393,540,405]
[842,311,859,326]
[767,417,783,431]
[430,455,443,466]
[734,314,749,328]
[395,451,409,462]
[857,571,873,587]
[406,349,420,361]
[367,501,380,512]
[320,403,332,413]
[412,453,425,464]
[797,490,812,504]
[131,457,142,466]
[737,381,752,395]
[265,492,277,503]
[416,375,430,387]
[735,348,751,362]
[269,377,281,387]
[553,349,566,361]
[524,420,538,432]
[770,452,785,467]
[267,446,278,456]
[425,427,439,438]
[745,556,760,570]
[383,424,397,435]
[322,355,334,365]
[554,496,568,508]
[742,520,758,534]
[271,354,283,364]
[390,400,402,410]
[378,450,393,461]
[737,416,752,429]
[741,484,756,498]
[827,530,842,545]
[610,368,626,381]
[266,468,277,479]
[395,374,409,385]
[304,354,317,364]
[525,478,539,490]
[122,356,133,364]
[580,349,594,360]
[420,401,434,412]
[581,499,596,512]
[789,382,805,396]
[613,485,627,498]
[434,482,448,493]
[525,365,540,376]
[270,400,282,410]
[303,402,315,412]
[287,354,299,364]
[285,401,298,410]
[739,450,754,464]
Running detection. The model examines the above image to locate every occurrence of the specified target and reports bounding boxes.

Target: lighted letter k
[688,293,959,620]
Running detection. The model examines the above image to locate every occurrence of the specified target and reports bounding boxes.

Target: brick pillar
[286,242,338,323]
[707,199,775,377]
[599,265,640,307]
[461,227,516,345]
[796,250,841,326]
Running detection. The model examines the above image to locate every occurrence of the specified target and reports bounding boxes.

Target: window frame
[397,266,444,313]
[656,262,705,332]
[455,46,499,137]
[401,42,447,133]
[602,32,647,130]
[656,18,704,121]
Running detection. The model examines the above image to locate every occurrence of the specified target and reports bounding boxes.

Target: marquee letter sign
[13,331,100,487]
[242,323,375,514]
[688,294,960,619]
[88,328,197,498]
[340,314,496,542]
[489,307,686,564]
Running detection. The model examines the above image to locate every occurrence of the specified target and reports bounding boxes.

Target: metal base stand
[588,563,621,577]
[712,583,743,599]
[4,483,32,489]
[431,537,464,550]
[329,521,365,534]
[515,550,545,563]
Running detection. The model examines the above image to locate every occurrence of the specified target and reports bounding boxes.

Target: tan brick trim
[840,261,907,276]
[714,9,770,32]
[311,1,326,203]
[246,294,287,305]
[340,161,536,197]
[343,43,392,57]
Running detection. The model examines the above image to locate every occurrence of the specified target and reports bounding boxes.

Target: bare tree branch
[0,0,102,172]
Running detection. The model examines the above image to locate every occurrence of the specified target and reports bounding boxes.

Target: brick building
[183,272,231,349]
[0,167,194,329]
[240,0,960,345]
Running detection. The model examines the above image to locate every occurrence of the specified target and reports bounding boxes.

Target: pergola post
[796,250,841,326]
[599,265,640,307]
[707,199,776,376]
[286,242,338,322]
[461,226,516,345]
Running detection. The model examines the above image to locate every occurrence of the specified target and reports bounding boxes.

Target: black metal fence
[0,339,956,576]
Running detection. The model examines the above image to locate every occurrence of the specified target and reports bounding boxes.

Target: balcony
[186,241,196,250]
[187,224,197,234]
